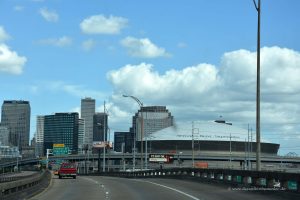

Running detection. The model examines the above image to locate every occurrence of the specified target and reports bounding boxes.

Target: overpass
[1,153,300,171]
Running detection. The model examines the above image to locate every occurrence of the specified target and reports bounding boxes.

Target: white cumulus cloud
[107,63,218,100]
[39,8,59,22]
[107,46,300,147]
[80,15,128,34]
[38,36,72,47]
[0,44,27,75]
[0,26,11,42]
[121,37,170,58]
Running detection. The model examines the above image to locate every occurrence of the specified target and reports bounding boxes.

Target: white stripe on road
[133,179,200,200]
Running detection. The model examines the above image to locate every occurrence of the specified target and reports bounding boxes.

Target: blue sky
[1,0,300,155]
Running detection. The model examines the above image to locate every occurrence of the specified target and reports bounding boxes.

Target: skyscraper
[43,112,79,155]
[78,118,85,154]
[114,131,133,153]
[35,115,45,157]
[133,106,173,141]
[1,100,31,150]
[81,97,95,148]
[93,112,108,142]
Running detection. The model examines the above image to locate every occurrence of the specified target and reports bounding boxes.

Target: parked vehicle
[58,162,77,179]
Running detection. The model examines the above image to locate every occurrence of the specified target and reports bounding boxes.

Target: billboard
[93,141,106,148]
[93,141,113,148]
[149,154,174,163]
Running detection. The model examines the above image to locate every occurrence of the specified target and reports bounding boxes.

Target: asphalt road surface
[30,175,300,200]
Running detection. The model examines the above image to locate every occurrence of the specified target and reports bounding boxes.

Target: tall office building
[133,106,173,141]
[114,131,133,153]
[35,116,45,157]
[93,112,108,142]
[78,118,85,154]
[1,100,31,150]
[43,113,79,155]
[81,97,95,148]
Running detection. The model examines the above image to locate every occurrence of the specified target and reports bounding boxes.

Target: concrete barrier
[95,167,300,193]
[0,170,51,200]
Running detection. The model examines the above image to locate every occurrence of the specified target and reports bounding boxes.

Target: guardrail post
[201,172,207,179]
[236,175,242,184]
[267,178,276,188]
[217,174,223,181]
[243,176,252,185]
[255,178,267,187]
[225,175,232,182]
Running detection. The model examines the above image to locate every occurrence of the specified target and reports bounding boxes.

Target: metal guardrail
[0,170,51,200]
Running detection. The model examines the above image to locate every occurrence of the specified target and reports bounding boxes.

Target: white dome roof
[146,121,257,142]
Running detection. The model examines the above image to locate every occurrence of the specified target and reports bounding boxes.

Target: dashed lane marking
[132,179,200,200]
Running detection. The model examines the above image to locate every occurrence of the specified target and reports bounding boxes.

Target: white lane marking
[133,179,200,200]
[81,177,111,199]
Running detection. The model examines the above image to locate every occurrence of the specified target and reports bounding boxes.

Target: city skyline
[0,1,300,155]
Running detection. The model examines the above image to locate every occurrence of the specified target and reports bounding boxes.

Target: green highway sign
[53,147,69,155]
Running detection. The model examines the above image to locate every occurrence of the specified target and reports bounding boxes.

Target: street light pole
[103,101,106,172]
[122,95,144,170]
[253,0,261,171]
[192,121,195,168]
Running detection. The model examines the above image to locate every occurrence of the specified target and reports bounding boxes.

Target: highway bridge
[28,175,300,200]
[0,167,300,199]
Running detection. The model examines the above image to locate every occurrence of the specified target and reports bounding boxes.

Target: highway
[30,175,300,200]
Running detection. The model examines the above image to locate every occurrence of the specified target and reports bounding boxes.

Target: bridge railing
[95,167,300,193]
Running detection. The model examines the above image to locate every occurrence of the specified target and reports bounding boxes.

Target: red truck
[58,162,77,179]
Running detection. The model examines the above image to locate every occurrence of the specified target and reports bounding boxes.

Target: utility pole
[140,113,144,170]
[103,101,106,172]
[192,121,195,168]
[253,0,261,171]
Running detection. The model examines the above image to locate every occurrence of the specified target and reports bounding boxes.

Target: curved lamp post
[123,95,144,170]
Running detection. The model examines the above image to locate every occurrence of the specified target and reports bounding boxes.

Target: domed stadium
[139,120,279,156]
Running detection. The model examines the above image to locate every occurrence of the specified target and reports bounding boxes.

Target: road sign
[53,143,65,148]
[53,147,69,155]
